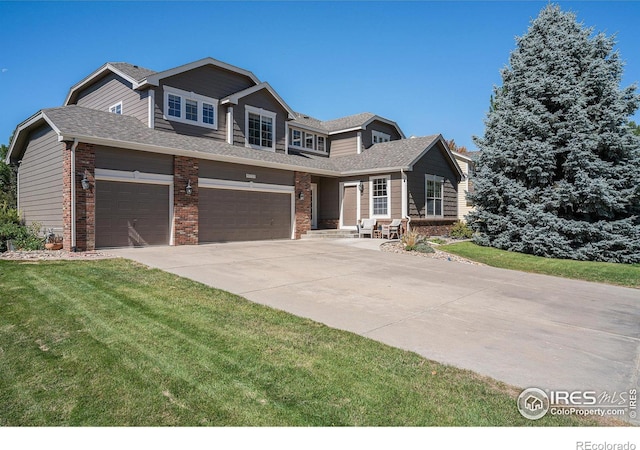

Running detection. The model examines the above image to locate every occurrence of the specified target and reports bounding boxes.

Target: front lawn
[439,242,640,289]
[0,259,611,426]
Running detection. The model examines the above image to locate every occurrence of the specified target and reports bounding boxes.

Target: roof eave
[139,57,260,88]
[64,63,141,106]
[6,111,62,164]
[221,82,296,120]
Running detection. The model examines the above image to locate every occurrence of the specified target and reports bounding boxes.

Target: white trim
[109,101,123,115]
[199,177,295,240]
[311,183,318,229]
[369,175,391,219]
[245,105,277,152]
[163,85,219,130]
[357,131,362,155]
[401,169,408,219]
[288,126,328,154]
[6,112,62,163]
[284,122,289,155]
[198,177,294,194]
[94,168,175,246]
[64,63,142,106]
[339,181,361,230]
[226,106,234,144]
[327,115,405,139]
[220,82,296,120]
[95,168,174,185]
[148,89,155,128]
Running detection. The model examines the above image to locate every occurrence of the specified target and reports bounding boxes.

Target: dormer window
[288,127,328,153]
[109,102,122,115]
[163,86,218,129]
[246,105,276,151]
[372,130,390,144]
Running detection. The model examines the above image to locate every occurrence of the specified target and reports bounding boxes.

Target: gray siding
[154,65,255,140]
[94,146,174,175]
[234,90,288,154]
[363,120,403,148]
[199,160,294,186]
[407,144,458,219]
[318,177,339,220]
[76,73,149,124]
[17,125,63,232]
[329,131,358,158]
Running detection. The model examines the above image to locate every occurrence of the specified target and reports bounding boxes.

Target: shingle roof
[41,106,340,174]
[10,106,454,178]
[109,62,156,81]
[291,112,326,131]
[332,135,440,173]
[322,112,377,133]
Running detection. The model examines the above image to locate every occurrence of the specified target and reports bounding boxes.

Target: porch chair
[358,218,377,238]
[381,219,403,239]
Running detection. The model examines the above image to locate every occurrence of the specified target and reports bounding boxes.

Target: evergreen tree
[468,4,640,263]
[0,143,17,208]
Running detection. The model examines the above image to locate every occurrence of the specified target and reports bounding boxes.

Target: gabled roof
[139,57,260,87]
[64,62,156,105]
[7,106,461,180]
[332,135,464,178]
[221,82,296,120]
[290,112,406,138]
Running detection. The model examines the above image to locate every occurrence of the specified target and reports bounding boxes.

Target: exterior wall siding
[455,156,473,221]
[94,146,174,174]
[153,65,255,140]
[407,144,458,219]
[199,160,293,186]
[362,120,403,148]
[18,125,64,233]
[235,90,288,154]
[75,73,149,124]
[328,131,358,158]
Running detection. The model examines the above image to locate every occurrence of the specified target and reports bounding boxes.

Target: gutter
[70,138,78,251]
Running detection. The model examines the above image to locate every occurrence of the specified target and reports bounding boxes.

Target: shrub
[0,221,44,252]
[401,231,424,251]
[0,201,20,226]
[450,221,473,240]
[414,243,435,254]
[428,237,447,245]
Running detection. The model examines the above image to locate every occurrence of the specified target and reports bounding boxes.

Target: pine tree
[468,4,640,263]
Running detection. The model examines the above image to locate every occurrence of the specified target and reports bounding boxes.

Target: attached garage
[95,178,172,248]
[199,180,293,243]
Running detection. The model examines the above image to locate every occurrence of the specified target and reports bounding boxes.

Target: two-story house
[6,57,464,250]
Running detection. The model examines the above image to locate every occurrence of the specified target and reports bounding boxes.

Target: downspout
[70,138,78,252]
[401,169,410,233]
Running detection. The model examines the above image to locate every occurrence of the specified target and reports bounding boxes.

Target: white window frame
[163,86,218,130]
[109,101,123,115]
[245,105,277,152]
[372,130,391,144]
[425,174,445,218]
[369,175,391,219]
[288,127,328,153]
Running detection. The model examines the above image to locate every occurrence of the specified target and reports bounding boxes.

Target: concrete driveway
[110,239,639,422]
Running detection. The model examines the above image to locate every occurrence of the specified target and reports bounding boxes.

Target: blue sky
[1,1,639,151]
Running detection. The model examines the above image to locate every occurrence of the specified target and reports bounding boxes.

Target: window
[109,102,122,115]
[291,129,302,147]
[370,175,390,218]
[163,86,218,129]
[426,174,444,217]
[246,106,276,151]
[372,130,391,144]
[288,127,328,153]
[317,136,326,152]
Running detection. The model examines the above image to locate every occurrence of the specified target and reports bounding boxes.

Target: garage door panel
[96,181,170,248]
[199,188,291,243]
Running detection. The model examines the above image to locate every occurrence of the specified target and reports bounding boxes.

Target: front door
[341,184,358,229]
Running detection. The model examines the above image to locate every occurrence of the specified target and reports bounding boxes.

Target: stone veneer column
[62,142,96,251]
[294,172,311,239]
[173,156,199,245]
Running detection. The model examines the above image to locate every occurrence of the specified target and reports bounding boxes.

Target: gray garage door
[96,181,170,248]
[199,188,291,242]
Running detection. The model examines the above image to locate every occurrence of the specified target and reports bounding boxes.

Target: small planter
[45,243,63,251]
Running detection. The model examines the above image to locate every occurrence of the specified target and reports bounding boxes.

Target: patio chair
[358,218,377,238]
[381,219,403,239]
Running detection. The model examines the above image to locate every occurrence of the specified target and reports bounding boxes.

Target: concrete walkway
[110,239,639,423]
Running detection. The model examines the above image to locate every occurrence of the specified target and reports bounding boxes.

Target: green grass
[0,259,615,426]
[440,242,640,289]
